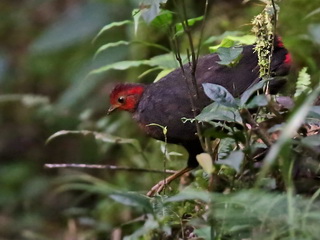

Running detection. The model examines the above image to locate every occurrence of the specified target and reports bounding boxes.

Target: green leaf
[89,60,149,75]
[196,102,243,124]
[94,40,129,58]
[216,150,244,172]
[204,31,243,45]
[46,130,142,152]
[202,83,238,108]
[305,8,320,19]
[165,189,211,203]
[217,46,243,66]
[148,53,178,69]
[90,53,178,75]
[123,214,160,240]
[150,9,173,29]
[209,38,235,53]
[141,0,168,24]
[133,40,171,52]
[294,67,311,98]
[175,16,204,36]
[301,135,320,147]
[95,40,170,59]
[93,20,131,42]
[246,94,268,108]
[240,80,267,106]
[138,67,162,79]
[109,191,153,213]
[194,227,211,239]
[154,68,174,82]
[196,153,214,174]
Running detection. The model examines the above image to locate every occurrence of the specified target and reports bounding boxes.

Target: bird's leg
[147,167,194,197]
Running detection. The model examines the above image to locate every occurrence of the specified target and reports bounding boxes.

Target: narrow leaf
[93,20,131,42]
[175,16,204,33]
[89,60,149,75]
[46,130,142,152]
[94,40,129,58]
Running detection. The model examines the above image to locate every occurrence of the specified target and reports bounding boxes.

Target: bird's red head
[108,83,145,114]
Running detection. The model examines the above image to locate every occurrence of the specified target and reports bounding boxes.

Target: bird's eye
[118,96,125,103]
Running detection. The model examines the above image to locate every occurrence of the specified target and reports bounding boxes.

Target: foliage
[1,0,320,239]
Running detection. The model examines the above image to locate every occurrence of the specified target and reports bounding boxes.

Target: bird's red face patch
[109,84,145,113]
[284,53,292,64]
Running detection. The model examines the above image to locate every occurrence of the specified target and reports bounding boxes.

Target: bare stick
[44,164,176,174]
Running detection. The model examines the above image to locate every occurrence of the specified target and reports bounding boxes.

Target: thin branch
[196,0,209,63]
[240,109,272,147]
[44,164,176,174]
[172,0,210,152]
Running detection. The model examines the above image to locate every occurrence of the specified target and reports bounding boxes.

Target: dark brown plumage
[108,38,291,195]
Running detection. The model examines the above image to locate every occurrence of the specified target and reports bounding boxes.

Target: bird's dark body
[129,41,290,167]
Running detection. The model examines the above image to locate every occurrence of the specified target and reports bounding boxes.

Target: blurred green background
[0,0,319,239]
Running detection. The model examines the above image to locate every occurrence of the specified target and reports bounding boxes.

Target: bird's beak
[107,105,118,115]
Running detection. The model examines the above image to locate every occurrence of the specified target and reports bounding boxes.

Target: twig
[44,164,176,174]
[240,109,272,147]
[172,0,209,152]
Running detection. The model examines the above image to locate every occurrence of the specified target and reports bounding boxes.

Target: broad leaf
[246,94,268,108]
[301,135,320,147]
[150,9,173,29]
[217,46,243,66]
[240,80,267,106]
[216,150,244,172]
[202,83,238,108]
[196,153,214,174]
[196,102,242,124]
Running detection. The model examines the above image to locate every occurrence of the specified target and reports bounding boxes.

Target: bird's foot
[147,179,170,197]
[146,167,194,197]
